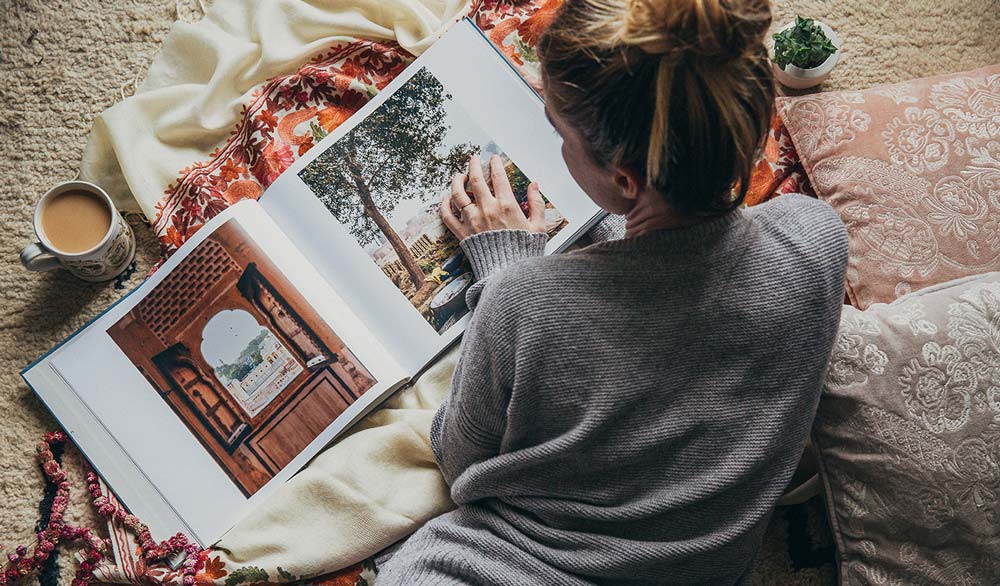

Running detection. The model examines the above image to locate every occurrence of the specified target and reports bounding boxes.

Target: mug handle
[20,242,62,272]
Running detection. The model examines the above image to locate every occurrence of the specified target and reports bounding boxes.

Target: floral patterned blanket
[78,1,804,585]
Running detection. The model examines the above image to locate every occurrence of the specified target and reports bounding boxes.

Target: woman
[379,0,848,584]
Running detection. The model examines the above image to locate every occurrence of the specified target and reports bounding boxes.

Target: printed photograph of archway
[297,66,569,334]
[106,217,377,497]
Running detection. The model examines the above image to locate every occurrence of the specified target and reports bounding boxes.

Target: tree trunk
[345,153,427,291]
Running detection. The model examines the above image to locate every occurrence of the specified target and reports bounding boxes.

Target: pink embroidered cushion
[776,65,1000,309]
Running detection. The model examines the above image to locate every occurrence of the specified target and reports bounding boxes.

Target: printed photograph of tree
[297,67,568,333]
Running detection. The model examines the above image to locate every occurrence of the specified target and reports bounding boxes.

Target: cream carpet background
[1,1,997,584]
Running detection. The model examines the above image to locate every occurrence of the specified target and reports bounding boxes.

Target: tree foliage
[214,330,269,382]
[298,67,479,248]
[506,163,530,199]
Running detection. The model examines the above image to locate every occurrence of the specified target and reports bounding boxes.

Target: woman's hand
[440,154,547,240]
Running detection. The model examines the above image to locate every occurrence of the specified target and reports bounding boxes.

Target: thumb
[527,181,546,229]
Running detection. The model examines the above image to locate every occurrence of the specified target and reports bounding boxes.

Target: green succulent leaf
[772,15,837,70]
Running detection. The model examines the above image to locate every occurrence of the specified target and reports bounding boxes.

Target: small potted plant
[771,16,841,90]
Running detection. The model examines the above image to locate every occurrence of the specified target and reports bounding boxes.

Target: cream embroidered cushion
[814,272,1000,585]
[776,64,1000,309]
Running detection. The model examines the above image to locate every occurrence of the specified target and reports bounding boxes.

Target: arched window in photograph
[200,309,303,418]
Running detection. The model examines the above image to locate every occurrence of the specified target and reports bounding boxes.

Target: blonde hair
[538,0,774,216]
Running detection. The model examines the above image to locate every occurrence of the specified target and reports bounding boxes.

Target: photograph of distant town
[106,218,377,497]
[298,66,568,333]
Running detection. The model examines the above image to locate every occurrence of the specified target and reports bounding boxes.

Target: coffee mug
[20,181,136,282]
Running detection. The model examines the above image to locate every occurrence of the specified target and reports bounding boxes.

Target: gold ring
[460,202,475,210]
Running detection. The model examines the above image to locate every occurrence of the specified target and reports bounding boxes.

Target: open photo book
[22,18,604,547]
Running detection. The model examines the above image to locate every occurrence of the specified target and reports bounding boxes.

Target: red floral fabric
[744,111,813,207]
[154,0,560,258]
[155,40,409,255]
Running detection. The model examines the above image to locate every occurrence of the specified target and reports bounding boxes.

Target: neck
[622,190,706,238]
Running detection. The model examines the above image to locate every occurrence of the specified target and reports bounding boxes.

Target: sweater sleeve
[458,217,625,309]
[430,278,515,486]
[460,229,547,310]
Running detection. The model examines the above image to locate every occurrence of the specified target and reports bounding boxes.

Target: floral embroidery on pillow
[827,314,887,389]
[897,341,977,433]
[840,405,952,473]
[886,300,938,336]
[943,437,1000,511]
[811,156,1000,302]
[871,85,919,105]
[947,281,1000,400]
[924,176,989,241]
[929,73,1000,139]
[882,107,956,173]
[894,283,1000,434]
[777,65,1000,308]
[965,138,1000,210]
[778,92,870,157]
[841,200,939,277]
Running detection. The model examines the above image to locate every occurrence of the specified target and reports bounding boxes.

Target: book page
[40,201,406,544]
[261,19,602,374]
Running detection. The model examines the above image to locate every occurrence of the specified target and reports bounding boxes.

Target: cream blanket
[214,351,459,579]
[83,0,469,215]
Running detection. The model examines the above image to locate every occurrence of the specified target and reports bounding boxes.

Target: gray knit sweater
[377,194,848,586]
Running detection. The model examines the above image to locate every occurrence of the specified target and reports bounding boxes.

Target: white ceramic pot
[771,20,841,90]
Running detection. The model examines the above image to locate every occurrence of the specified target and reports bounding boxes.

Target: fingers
[527,181,546,229]
[489,154,518,210]
[444,154,545,239]
[440,190,467,239]
[466,154,495,210]
[450,173,472,209]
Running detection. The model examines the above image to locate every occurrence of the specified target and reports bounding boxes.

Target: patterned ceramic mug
[20,181,136,282]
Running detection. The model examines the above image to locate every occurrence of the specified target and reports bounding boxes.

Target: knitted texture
[585,213,627,244]
[378,194,849,586]
[460,228,549,307]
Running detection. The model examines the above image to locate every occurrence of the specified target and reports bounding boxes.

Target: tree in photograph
[506,162,531,200]
[298,67,478,293]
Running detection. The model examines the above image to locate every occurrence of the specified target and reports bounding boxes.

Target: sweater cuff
[460,229,548,282]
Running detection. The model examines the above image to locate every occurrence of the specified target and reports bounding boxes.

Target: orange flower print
[309,563,363,586]
[195,556,229,586]
[488,18,523,65]
[763,129,781,163]
[277,107,318,146]
[257,109,279,130]
[163,225,186,249]
[517,0,563,46]
[333,72,352,94]
[221,179,264,204]
[218,161,246,182]
[184,223,205,240]
[743,158,777,207]
[251,142,295,187]
[340,58,367,81]
[317,106,352,133]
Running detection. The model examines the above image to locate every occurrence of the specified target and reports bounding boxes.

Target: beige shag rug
[1,1,998,584]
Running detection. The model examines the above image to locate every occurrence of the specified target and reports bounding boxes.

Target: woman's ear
[612,164,646,202]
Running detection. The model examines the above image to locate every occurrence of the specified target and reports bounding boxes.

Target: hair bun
[618,0,771,63]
